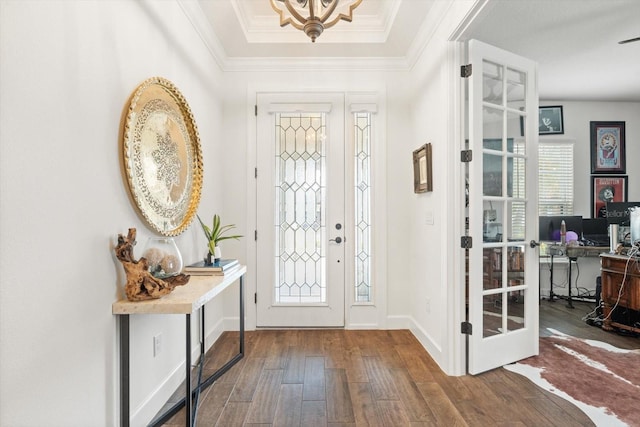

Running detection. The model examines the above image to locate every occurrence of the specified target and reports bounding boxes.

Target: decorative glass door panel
[354,112,372,303]
[468,40,539,374]
[274,112,327,304]
[256,93,345,327]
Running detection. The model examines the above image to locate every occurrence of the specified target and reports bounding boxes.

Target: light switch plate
[425,211,434,225]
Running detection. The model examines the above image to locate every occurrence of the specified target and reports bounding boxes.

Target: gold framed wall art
[121,77,203,236]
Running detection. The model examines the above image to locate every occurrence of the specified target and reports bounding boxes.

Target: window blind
[538,142,574,215]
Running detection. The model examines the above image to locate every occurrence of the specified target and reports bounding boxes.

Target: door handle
[530,240,540,249]
[329,237,343,244]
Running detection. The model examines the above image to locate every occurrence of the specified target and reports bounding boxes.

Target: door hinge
[255,105,258,116]
[461,150,472,162]
[461,321,473,335]
[461,236,472,249]
[461,64,472,78]
[254,293,257,304]
[255,167,258,178]
[254,230,258,241]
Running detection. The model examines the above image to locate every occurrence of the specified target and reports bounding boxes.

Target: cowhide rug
[504,328,640,426]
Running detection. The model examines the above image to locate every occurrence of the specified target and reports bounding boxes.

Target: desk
[112,266,246,427]
[600,254,640,334]
[543,245,608,308]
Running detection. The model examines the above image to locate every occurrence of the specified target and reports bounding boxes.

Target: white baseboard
[131,363,185,427]
[223,316,240,332]
[385,314,412,329]
[131,317,226,426]
[407,317,445,367]
[206,317,226,349]
[385,315,449,375]
[346,322,379,330]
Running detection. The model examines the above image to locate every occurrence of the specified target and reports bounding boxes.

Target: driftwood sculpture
[115,228,189,301]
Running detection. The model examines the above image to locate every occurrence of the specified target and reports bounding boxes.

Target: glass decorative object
[142,237,184,279]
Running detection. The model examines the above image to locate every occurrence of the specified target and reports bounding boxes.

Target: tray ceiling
[195,0,640,101]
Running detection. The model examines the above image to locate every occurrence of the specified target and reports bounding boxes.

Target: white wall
[0,1,229,425]
[395,0,476,375]
[542,100,640,213]
[538,100,640,299]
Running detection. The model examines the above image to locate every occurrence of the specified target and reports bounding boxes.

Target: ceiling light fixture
[270,0,363,43]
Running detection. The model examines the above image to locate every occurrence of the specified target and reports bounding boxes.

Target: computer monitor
[582,218,608,237]
[539,215,583,242]
[582,218,609,245]
[604,202,640,225]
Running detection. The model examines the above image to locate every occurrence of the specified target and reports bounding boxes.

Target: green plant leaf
[197,215,212,241]
[215,234,243,243]
[212,214,221,239]
[198,213,243,250]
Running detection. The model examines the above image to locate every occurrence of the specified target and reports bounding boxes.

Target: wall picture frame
[590,121,626,174]
[413,143,432,193]
[591,175,627,218]
[538,106,564,135]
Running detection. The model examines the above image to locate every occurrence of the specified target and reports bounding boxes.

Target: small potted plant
[197,214,242,265]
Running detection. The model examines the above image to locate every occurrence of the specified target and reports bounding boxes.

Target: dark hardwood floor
[539,297,639,348]
[157,299,638,426]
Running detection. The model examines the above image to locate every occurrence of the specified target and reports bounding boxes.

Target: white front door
[256,93,345,327]
[467,40,540,374]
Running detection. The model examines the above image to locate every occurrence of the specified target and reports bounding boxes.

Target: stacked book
[183,259,240,276]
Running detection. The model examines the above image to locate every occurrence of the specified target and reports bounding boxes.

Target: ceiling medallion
[270,0,363,42]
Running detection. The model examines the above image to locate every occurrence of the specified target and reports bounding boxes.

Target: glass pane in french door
[481,60,529,339]
[274,112,327,304]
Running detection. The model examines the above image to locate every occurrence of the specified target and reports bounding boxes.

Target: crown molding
[222,56,411,72]
[177,0,228,71]
[404,0,455,70]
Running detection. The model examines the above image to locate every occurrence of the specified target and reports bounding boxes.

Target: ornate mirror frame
[122,77,203,236]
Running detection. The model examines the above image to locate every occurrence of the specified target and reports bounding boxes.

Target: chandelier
[270,0,363,42]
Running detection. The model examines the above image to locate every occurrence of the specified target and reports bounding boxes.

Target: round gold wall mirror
[122,77,203,236]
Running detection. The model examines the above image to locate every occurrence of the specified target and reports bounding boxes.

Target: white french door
[256,93,346,327]
[467,40,540,374]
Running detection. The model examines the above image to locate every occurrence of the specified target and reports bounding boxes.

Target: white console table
[112,266,246,427]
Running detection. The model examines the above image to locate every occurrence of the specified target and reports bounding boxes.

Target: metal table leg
[549,254,556,301]
[185,313,192,426]
[567,257,576,309]
[120,315,130,427]
[147,274,245,427]
[239,275,244,355]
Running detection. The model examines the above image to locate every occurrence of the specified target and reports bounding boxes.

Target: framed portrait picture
[538,106,564,135]
[592,175,627,218]
[413,143,432,193]
[590,121,626,174]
